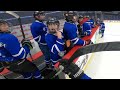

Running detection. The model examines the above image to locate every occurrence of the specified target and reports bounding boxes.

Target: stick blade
[6,11,20,19]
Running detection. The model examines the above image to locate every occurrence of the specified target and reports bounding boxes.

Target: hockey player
[77,15,93,35]
[0,20,42,79]
[30,11,50,68]
[63,11,84,46]
[99,20,105,38]
[77,14,92,37]
[90,17,95,28]
[85,16,95,28]
[77,15,84,36]
[81,15,89,25]
[45,18,65,68]
[96,18,100,26]
[63,11,91,48]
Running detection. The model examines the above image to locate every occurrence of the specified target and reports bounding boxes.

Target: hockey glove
[21,39,33,50]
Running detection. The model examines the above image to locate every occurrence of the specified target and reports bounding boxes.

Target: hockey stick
[51,65,64,79]
[0,74,7,79]
[5,11,34,61]
[62,41,120,65]
[52,41,120,79]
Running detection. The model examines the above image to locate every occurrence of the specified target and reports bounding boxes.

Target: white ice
[84,21,120,79]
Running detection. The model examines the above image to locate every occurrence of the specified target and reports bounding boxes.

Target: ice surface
[84,21,120,79]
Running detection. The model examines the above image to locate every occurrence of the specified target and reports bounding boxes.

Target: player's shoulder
[45,33,53,39]
[0,33,18,46]
[45,33,56,43]
[1,33,16,39]
[5,34,19,44]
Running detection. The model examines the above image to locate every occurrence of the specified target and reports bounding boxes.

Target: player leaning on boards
[0,20,43,79]
[63,11,91,52]
[77,15,92,38]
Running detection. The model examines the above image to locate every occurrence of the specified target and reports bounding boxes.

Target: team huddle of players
[0,11,105,79]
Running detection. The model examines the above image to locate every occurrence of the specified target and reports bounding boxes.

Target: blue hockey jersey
[86,19,95,28]
[63,22,85,46]
[0,33,30,62]
[81,21,92,36]
[45,33,65,65]
[100,22,105,30]
[30,20,48,45]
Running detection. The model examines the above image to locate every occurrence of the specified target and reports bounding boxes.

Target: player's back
[63,22,78,40]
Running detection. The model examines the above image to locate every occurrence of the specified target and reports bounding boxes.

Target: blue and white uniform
[100,22,105,31]
[0,32,42,79]
[99,22,105,37]
[0,33,30,62]
[45,33,65,67]
[63,22,85,46]
[81,21,92,36]
[31,20,48,45]
[86,19,95,28]
[31,20,50,64]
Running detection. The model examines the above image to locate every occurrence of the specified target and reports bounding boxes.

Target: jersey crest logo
[0,42,6,48]
[43,27,47,31]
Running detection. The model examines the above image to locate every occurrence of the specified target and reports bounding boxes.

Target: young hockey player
[30,11,50,68]
[63,11,91,47]
[77,15,92,37]
[78,15,89,27]
[45,18,65,68]
[89,16,95,28]
[99,20,105,38]
[0,20,42,79]
[77,15,84,36]
[96,18,100,26]
[85,16,95,28]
